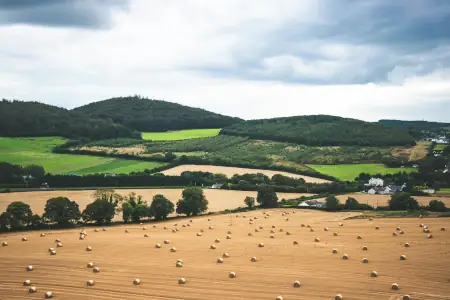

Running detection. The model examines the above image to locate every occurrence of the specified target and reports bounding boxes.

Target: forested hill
[72,96,242,132]
[0,100,137,140]
[378,120,450,139]
[221,115,415,146]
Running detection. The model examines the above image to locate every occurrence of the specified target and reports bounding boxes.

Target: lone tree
[256,187,278,208]
[149,194,174,220]
[388,193,419,210]
[176,187,208,216]
[121,192,148,223]
[43,197,81,226]
[83,199,116,224]
[428,200,447,212]
[244,196,256,209]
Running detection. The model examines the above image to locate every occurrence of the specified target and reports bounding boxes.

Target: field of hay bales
[1,209,449,299]
[317,193,450,207]
[0,189,310,218]
[161,165,330,183]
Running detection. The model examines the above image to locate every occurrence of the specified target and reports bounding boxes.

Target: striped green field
[0,137,165,175]
[434,144,449,151]
[308,163,416,181]
[142,128,221,141]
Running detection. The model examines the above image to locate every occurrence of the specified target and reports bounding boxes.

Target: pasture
[1,209,449,299]
[161,165,330,183]
[308,164,416,181]
[433,144,448,151]
[0,189,309,218]
[142,129,221,141]
[0,137,165,175]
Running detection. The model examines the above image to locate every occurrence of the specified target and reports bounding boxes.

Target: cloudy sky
[1,0,450,122]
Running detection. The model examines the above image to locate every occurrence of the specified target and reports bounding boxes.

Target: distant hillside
[378,120,450,139]
[72,96,242,132]
[0,100,136,140]
[221,115,415,146]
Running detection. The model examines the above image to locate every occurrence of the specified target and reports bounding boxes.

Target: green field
[434,144,449,151]
[0,137,165,175]
[437,188,450,194]
[142,128,221,141]
[307,164,416,181]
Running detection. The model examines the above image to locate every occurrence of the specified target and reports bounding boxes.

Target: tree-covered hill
[0,100,137,140]
[378,120,450,139]
[221,115,415,146]
[72,96,242,132]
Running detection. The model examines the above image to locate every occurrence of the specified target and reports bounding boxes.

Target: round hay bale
[314,237,320,242]
[164,240,170,244]
[223,252,230,258]
[45,291,53,298]
[170,247,177,252]
[24,280,31,286]
[226,235,232,239]
[301,224,305,227]
[375,226,379,230]
[87,280,94,286]
[419,224,424,227]
[94,229,99,232]
[178,277,186,284]
[402,295,411,300]
[93,267,100,273]
[86,246,92,251]
[392,283,399,290]
[255,228,260,232]
[251,256,257,262]
[399,231,405,235]
[40,233,46,237]
[28,286,37,293]
[286,231,291,235]
[164,226,168,230]
[26,265,33,271]
[209,226,214,230]
[125,229,129,233]
[272,225,276,229]
[343,254,349,260]
[276,296,283,300]
[144,233,149,237]
[22,237,28,242]
[396,226,401,231]
[208,218,211,221]
[177,258,183,263]
[285,218,289,221]
[335,294,343,300]
[279,228,284,232]
[174,223,178,226]
[404,242,410,247]
[1,241,7,246]
[249,221,254,225]
[369,217,373,221]
[79,234,86,240]
[248,233,253,236]
[334,232,338,236]
[228,230,232,234]
[264,216,268,219]
[271,229,275,233]
[155,243,161,248]
[182,224,186,228]
[310,228,314,232]
[324,227,329,231]
[176,228,180,231]
[142,227,147,231]
[293,240,298,245]
[50,249,56,255]
[357,235,362,239]
[423,229,430,233]
[197,232,202,236]
[134,278,141,285]
[48,247,55,253]
[428,234,433,239]
[393,232,398,236]
[229,271,236,278]
[210,244,216,249]
[259,243,265,248]
[293,280,301,288]
[176,261,183,268]
[362,258,369,263]
[215,238,221,243]
[190,219,193,223]
[217,257,224,263]
[172,229,177,233]
[254,216,258,219]
[186,223,191,227]
[332,249,338,254]
[307,224,311,228]
[270,235,275,239]
[56,242,63,248]
[87,262,94,268]
[441,227,446,231]
[362,246,368,251]
[400,255,407,260]
[339,223,343,227]
[103,228,107,231]
[370,271,378,277]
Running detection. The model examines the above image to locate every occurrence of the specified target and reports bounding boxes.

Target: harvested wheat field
[0,189,310,217]
[1,210,449,300]
[317,194,450,207]
[161,165,330,183]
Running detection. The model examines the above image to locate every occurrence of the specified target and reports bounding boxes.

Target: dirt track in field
[317,193,450,207]
[1,209,449,300]
[161,165,330,183]
[0,189,310,217]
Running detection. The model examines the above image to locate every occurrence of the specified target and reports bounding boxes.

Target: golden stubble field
[1,209,449,300]
[0,189,311,218]
[318,194,450,207]
[161,165,331,183]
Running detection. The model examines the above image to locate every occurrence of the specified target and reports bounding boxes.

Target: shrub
[244,196,256,209]
[43,197,81,226]
[176,187,208,216]
[83,199,116,224]
[388,193,420,210]
[256,187,278,208]
[149,194,174,220]
[428,200,447,212]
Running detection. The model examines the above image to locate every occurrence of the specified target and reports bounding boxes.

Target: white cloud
[0,0,449,122]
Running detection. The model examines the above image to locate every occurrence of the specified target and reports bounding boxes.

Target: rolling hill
[221,115,415,146]
[378,119,450,139]
[72,96,242,132]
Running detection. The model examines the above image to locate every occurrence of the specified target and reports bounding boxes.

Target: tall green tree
[388,193,419,210]
[43,197,81,226]
[344,197,359,210]
[121,192,148,223]
[325,196,340,211]
[83,199,116,224]
[23,165,45,178]
[256,187,278,208]
[428,200,447,212]
[91,189,123,209]
[6,201,33,229]
[149,194,174,220]
[176,187,208,216]
[244,196,256,209]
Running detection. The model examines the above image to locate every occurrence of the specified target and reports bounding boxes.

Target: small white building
[298,202,310,207]
[211,183,223,189]
[421,188,435,195]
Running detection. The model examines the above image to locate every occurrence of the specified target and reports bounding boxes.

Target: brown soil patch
[161,165,330,183]
[1,209,449,299]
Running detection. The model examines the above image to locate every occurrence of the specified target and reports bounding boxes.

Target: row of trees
[0,187,209,232]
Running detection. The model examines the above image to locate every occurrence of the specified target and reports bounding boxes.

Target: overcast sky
[1,0,450,122]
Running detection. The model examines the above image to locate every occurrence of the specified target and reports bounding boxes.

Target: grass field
[142,128,221,141]
[308,164,416,181]
[433,144,449,151]
[1,210,449,300]
[0,137,165,175]
[437,188,450,195]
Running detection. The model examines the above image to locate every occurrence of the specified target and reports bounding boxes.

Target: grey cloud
[0,0,129,28]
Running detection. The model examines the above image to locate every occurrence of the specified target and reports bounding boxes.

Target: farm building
[298,200,326,208]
